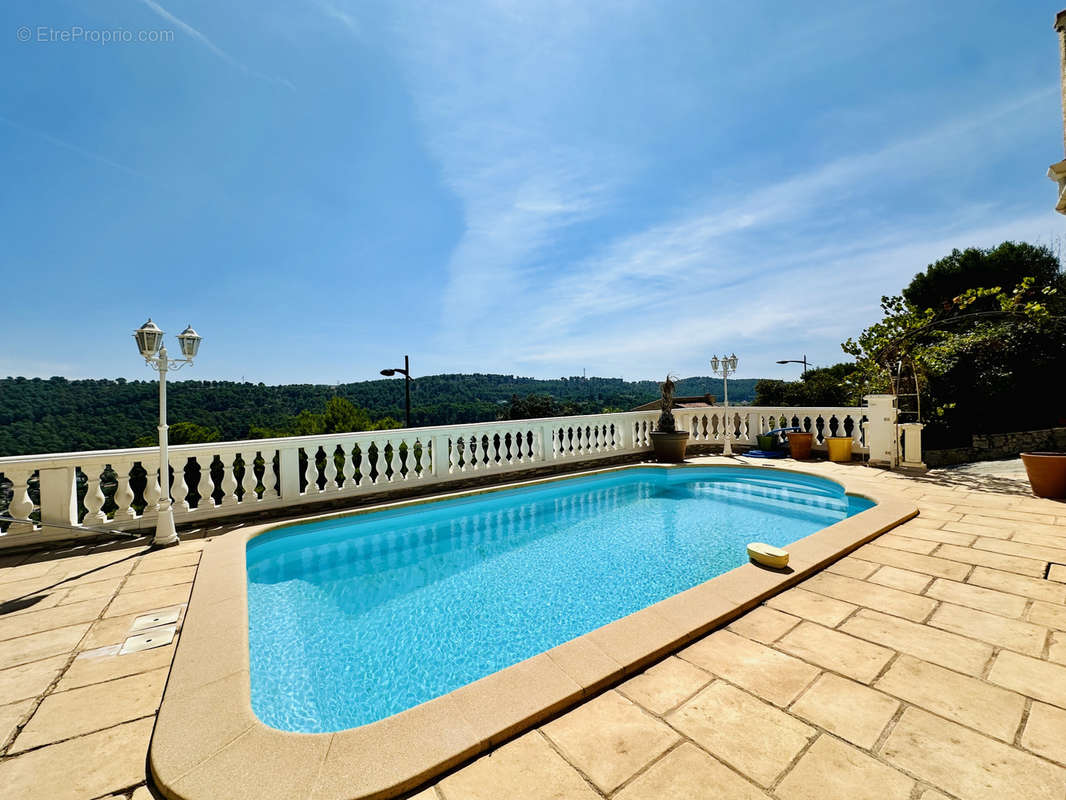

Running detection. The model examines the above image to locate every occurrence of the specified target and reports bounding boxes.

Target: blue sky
[1,0,1062,384]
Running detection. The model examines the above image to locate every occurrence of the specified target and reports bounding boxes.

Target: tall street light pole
[710,353,739,456]
[380,354,412,428]
[776,355,809,378]
[134,319,202,548]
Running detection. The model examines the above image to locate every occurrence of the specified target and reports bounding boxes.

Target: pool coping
[149,460,918,800]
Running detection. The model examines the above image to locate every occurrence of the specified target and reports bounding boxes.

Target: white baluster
[221,453,239,505]
[323,443,339,491]
[114,464,137,520]
[239,453,257,503]
[303,447,319,493]
[5,469,36,534]
[144,461,161,513]
[171,457,190,513]
[82,466,107,525]
[340,443,356,489]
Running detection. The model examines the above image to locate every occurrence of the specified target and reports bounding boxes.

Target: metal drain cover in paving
[120,624,177,655]
[130,605,184,633]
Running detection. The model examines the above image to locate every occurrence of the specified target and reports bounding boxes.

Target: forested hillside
[0,374,760,456]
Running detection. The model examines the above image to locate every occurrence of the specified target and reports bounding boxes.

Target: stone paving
[1,459,1066,799]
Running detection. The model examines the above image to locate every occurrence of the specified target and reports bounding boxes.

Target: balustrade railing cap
[0,406,865,466]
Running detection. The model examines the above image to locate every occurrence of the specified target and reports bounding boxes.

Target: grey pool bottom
[150,463,918,800]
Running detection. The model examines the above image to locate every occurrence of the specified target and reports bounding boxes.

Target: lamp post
[710,353,739,456]
[776,355,809,378]
[134,319,202,548]
[380,354,412,428]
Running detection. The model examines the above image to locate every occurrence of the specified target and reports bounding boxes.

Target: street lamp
[710,353,739,456]
[776,355,809,378]
[134,319,201,548]
[380,354,412,428]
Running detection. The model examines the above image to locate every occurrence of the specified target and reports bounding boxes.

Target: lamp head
[728,353,738,370]
[380,369,396,377]
[134,319,164,359]
[177,325,202,359]
[710,355,720,371]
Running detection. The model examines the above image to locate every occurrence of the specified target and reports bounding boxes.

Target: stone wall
[925,427,1066,468]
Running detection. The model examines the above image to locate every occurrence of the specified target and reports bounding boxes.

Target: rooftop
[1,457,1064,799]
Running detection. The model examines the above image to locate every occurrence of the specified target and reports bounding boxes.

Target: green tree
[754,363,860,407]
[843,241,1065,446]
[134,421,221,447]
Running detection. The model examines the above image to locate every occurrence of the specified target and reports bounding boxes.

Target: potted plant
[650,375,689,462]
[788,430,814,460]
[1020,452,1066,499]
[826,436,853,462]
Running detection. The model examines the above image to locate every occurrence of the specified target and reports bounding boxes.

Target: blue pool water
[247,466,872,732]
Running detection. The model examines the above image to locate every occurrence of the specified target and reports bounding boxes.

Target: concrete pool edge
[149,461,918,800]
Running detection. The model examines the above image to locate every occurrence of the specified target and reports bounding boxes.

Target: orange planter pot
[1021,452,1066,499]
[788,432,813,460]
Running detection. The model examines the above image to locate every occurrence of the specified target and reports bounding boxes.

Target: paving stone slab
[935,544,1046,577]
[614,741,771,800]
[801,571,935,622]
[727,606,801,644]
[789,673,899,749]
[928,602,1047,656]
[0,717,154,800]
[923,578,1028,618]
[988,650,1066,709]
[542,690,679,793]
[0,623,90,671]
[854,544,970,581]
[667,681,815,787]
[966,565,1066,603]
[437,732,599,800]
[0,653,68,705]
[867,565,933,593]
[776,735,914,800]
[874,654,1025,742]
[57,641,176,692]
[882,707,1066,800]
[1028,599,1066,631]
[618,656,711,716]
[765,586,857,628]
[823,558,878,580]
[679,630,819,707]
[12,667,167,752]
[776,621,894,683]
[0,596,109,643]
[841,609,992,676]
[1021,702,1066,766]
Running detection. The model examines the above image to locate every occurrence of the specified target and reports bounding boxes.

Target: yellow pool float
[747,542,790,569]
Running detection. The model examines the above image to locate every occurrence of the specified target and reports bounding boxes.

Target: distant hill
[0,374,761,457]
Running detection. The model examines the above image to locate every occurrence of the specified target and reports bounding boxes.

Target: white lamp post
[710,353,739,456]
[134,319,202,548]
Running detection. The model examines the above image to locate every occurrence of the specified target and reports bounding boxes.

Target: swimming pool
[246,465,872,733]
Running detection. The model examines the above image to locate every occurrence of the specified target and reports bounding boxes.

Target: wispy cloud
[415,80,1058,376]
[0,114,146,178]
[137,0,294,89]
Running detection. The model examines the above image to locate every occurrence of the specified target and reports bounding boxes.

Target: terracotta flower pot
[788,432,813,460]
[1020,452,1066,499]
[651,431,689,463]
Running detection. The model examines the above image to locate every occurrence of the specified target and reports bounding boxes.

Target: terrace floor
[1,457,1065,800]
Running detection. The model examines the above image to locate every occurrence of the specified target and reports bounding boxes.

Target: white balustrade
[0,402,894,549]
